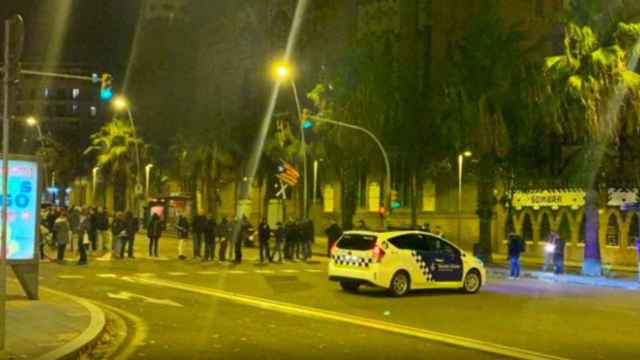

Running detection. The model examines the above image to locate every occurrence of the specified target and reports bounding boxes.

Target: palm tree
[543,21,640,275]
[85,119,145,211]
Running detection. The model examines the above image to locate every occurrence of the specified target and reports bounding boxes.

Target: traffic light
[390,190,401,209]
[301,109,318,141]
[100,73,113,100]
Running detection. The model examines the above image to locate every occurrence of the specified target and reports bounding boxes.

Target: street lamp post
[145,164,153,200]
[113,96,143,216]
[457,151,472,244]
[272,61,308,219]
[307,114,391,229]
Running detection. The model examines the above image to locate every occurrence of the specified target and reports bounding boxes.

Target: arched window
[522,213,533,243]
[559,213,571,244]
[540,213,551,242]
[627,213,639,248]
[605,214,620,246]
[504,216,515,240]
[579,215,586,244]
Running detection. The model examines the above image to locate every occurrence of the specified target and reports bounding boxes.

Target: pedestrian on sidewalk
[234,216,250,264]
[112,212,127,259]
[325,218,342,257]
[553,234,566,275]
[52,210,71,263]
[176,212,189,260]
[192,209,207,258]
[272,222,284,262]
[284,218,296,260]
[88,207,99,252]
[96,207,110,252]
[124,211,138,258]
[203,214,217,261]
[507,233,525,279]
[68,207,79,253]
[147,212,162,257]
[39,219,50,260]
[218,217,228,261]
[258,217,271,263]
[76,208,90,265]
[543,232,558,272]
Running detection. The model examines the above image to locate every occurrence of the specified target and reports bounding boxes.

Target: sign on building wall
[607,188,638,208]
[0,159,40,260]
[512,189,585,210]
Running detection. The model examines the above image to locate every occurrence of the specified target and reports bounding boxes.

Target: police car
[328,230,486,297]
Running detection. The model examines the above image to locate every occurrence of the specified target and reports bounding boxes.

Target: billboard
[0,159,39,261]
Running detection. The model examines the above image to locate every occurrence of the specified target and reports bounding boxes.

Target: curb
[35,287,107,360]
[487,268,640,291]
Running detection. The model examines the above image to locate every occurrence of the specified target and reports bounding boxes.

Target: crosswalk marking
[167,272,188,276]
[97,274,118,278]
[58,275,85,279]
[197,271,219,275]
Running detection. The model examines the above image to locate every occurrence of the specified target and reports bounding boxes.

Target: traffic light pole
[310,115,391,230]
[290,79,308,219]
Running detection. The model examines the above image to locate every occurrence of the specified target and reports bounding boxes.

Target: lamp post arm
[312,116,391,228]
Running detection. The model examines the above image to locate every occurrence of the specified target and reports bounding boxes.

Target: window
[522,213,533,243]
[559,213,571,244]
[388,235,416,250]
[368,182,381,211]
[540,213,551,241]
[606,214,620,246]
[323,185,334,213]
[43,88,49,97]
[72,88,80,99]
[422,180,436,212]
[628,214,639,248]
[90,106,97,117]
[337,234,377,251]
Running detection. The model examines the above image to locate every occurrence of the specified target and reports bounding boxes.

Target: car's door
[387,234,426,286]
[426,236,463,282]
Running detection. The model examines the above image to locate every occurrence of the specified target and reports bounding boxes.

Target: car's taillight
[372,244,385,263]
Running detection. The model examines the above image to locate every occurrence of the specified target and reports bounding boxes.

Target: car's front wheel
[388,271,410,297]
[462,270,481,294]
[340,280,360,292]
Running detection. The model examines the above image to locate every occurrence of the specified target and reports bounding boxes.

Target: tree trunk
[410,171,418,228]
[476,156,496,262]
[582,188,602,276]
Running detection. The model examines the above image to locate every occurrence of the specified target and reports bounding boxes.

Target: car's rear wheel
[462,270,481,294]
[388,271,410,297]
[340,280,360,292]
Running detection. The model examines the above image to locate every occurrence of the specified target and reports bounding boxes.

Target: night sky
[0,0,141,79]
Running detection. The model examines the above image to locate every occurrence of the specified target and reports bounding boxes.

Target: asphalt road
[35,236,640,360]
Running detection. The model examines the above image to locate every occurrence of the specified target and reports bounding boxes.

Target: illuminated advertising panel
[0,159,39,260]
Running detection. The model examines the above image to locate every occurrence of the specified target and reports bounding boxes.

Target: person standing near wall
[508,233,525,279]
[543,232,558,272]
[553,234,566,275]
[176,212,189,260]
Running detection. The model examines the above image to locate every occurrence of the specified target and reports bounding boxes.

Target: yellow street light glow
[463,151,473,157]
[26,116,38,126]
[113,96,128,111]
[271,60,293,81]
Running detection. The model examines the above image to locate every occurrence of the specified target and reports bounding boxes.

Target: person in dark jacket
[284,218,296,260]
[192,209,207,258]
[96,207,110,251]
[88,207,99,252]
[147,212,162,257]
[203,214,217,262]
[52,211,71,263]
[258,218,271,263]
[218,217,228,261]
[507,233,525,279]
[112,212,128,259]
[553,235,566,275]
[124,211,138,258]
[325,219,342,257]
[76,208,90,265]
[176,212,189,260]
[272,222,284,262]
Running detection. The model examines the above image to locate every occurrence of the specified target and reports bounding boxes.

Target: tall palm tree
[85,119,144,211]
[544,21,640,275]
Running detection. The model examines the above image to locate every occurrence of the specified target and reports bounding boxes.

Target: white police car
[328,230,486,296]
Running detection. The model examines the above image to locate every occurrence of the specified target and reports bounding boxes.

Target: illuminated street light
[26,116,37,127]
[271,60,293,82]
[145,163,154,199]
[112,95,143,216]
[457,150,473,244]
[112,96,128,111]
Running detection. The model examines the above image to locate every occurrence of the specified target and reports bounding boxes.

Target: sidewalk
[4,278,106,360]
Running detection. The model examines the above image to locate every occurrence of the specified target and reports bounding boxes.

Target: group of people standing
[507,231,566,279]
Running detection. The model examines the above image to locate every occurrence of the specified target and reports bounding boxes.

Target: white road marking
[167,272,188,276]
[197,271,219,275]
[96,274,118,278]
[107,291,183,307]
[134,277,570,360]
[279,269,300,273]
[227,270,248,274]
[304,269,323,273]
[57,275,85,279]
[135,273,156,278]
[254,270,276,274]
